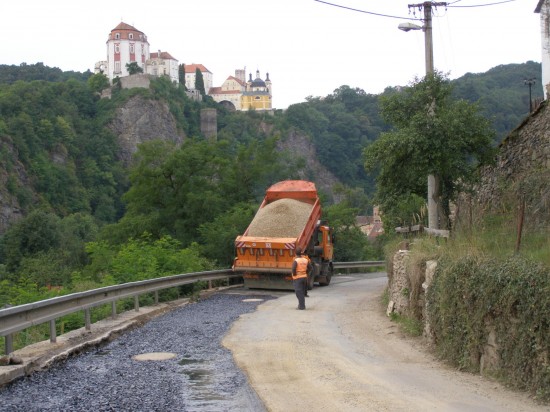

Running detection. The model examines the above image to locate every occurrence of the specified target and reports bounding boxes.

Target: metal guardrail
[333,261,385,269]
[0,269,237,355]
[0,261,385,355]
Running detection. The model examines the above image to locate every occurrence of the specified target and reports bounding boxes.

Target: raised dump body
[233,180,334,290]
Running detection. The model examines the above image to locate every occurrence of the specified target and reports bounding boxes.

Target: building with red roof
[97,22,179,84]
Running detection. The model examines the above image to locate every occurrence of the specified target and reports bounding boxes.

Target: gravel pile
[0,293,271,412]
[247,198,313,238]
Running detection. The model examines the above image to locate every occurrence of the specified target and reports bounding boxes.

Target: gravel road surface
[0,293,272,412]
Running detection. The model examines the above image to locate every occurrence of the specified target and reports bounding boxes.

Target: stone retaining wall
[458,100,550,226]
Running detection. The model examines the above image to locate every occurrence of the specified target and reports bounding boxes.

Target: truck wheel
[307,274,314,290]
[318,265,333,286]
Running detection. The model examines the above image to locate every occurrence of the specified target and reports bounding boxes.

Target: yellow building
[241,70,272,111]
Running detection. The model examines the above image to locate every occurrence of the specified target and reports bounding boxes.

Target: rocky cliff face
[108,95,185,166]
[0,136,34,234]
[0,96,340,235]
[276,129,342,202]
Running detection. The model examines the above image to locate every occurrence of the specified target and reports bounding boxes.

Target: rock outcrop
[277,129,341,202]
[108,95,185,166]
[0,136,34,234]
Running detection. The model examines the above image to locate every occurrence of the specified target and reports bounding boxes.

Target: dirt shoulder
[223,275,547,412]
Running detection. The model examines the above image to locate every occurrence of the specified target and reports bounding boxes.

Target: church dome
[251,77,267,88]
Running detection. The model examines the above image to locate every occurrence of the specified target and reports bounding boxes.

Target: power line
[313,0,423,20]
[447,0,516,7]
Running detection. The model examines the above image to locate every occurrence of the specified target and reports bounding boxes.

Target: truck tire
[318,264,333,286]
[307,274,314,290]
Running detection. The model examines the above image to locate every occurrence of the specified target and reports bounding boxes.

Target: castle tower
[235,68,246,83]
[106,22,150,82]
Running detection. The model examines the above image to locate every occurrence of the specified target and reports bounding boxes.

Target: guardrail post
[85,309,91,331]
[49,320,57,343]
[5,334,13,355]
[208,280,212,290]
[134,296,139,312]
[154,291,159,305]
[111,301,117,319]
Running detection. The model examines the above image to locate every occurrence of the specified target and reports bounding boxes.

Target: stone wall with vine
[427,255,550,401]
[389,249,550,402]
[456,100,550,229]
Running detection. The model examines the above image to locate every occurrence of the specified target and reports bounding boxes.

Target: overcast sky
[1,0,541,109]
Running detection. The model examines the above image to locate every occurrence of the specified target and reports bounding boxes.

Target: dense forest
[0,61,543,307]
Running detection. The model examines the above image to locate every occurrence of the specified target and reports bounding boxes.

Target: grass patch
[389,312,423,337]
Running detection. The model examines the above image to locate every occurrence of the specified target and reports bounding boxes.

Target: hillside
[0,61,544,292]
[452,60,543,138]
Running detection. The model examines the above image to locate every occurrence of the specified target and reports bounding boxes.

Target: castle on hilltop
[94,22,272,110]
[95,22,179,84]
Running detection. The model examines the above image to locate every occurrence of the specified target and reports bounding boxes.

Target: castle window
[255,96,261,100]
[114,61,121,74]
[114,44,120,54]
[129,33,134,40]
[115,33,120,39]
[129,43,135,54]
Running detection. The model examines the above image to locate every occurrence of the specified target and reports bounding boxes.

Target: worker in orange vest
[292,248,312,310]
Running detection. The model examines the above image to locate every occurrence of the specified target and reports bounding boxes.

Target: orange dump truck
[233,180,334,290]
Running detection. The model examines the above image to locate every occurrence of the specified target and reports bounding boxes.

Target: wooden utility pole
[407,1,447,230]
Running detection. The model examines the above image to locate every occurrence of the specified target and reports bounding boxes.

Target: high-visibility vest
[292,256,309,280]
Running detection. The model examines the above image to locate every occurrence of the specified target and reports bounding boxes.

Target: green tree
[195,68,205,95]
[363,72,495,229]
[0,210,62,273]
[83,235,211,285]
[87,73,110,93]
[198,203,256,266]
[324,201,369,262]
[178,64,186,89]
[126,62,143,75]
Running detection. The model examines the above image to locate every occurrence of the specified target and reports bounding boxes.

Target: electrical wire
[447,0,516,7]
[313,0,423,21]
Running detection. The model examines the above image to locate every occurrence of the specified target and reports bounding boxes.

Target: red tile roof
[226,76,245,86]
[150,51,177,60]
[111,22,143,34]
[185,64,211,74]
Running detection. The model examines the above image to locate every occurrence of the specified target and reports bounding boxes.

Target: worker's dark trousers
[293,277,307,310]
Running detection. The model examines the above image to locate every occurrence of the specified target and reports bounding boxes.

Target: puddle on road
[179,358,228,405]
[178,357,203,366]
[132,352,177,361]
